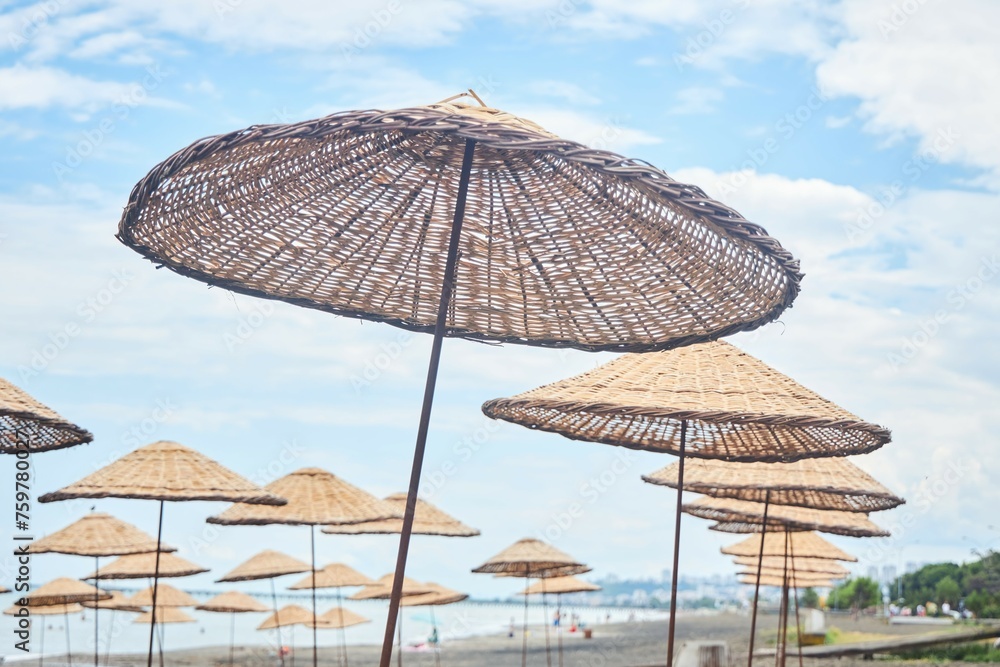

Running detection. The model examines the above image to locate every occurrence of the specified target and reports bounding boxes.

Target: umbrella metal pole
[523,567,531,667]
[790,544,803,667]
[104,609,115,666]
[542,580,552,667]
[747,490,771,667]
[430,606,441,667]
[397,609,403,667]
[665,420,688,667]
[379,137,478,667]
[310,526,318,667]
[557,594,564,667]
[146,500,164,667]
[65,606,73,667]
[39,615,45,667]
[230,612,236,667]
[337,587,348,667]
[94,556,99,667]
[777,531,790,667]
[270,578,285,667]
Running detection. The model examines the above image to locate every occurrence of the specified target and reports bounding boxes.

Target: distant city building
[661,568,671,584]
[868,566,881,582]
[882,565,897,583]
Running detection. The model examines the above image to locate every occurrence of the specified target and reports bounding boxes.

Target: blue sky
[1,0,999,609]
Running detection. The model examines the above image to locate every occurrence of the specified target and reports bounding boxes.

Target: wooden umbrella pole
[379,137,477,667]
[747,490,771,667]
[396,609,403,667]
[270,577,285,667]
[229,611,236,667]
[104,609,115,666]
[790,543,804,667]
[665,420,688,667]
[65,606,73,667]
[542,580,552,667]
[310,526,318,667]
[337,587,348,667]
[557,594,564,667]
[39,613,45,667]
[778,531,790,667]
[94,556,99,667]
[522,567,531,667]
[146,500,165,667]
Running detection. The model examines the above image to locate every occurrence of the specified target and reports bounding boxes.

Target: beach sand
[92,612,976,667]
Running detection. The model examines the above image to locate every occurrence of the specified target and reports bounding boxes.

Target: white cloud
[516,107,662,153]
[0,64,135,111]
[669,86,724,115]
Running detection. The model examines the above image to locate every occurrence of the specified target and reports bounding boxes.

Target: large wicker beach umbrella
[732,555,850,576]
[80,592,146,665]
[736,573,837,588]
[116,91,804,667]
[1,377,92,454]
[306,607,369,629]
[217,549,311,667]
[23,580,110,667]
[473,538,589,667]
[519,576,600,667]
[209,468,397,667]
[24,512,169,667]
[323,494,480,537]
[85,552,207,580]
[6,602,85,667]
[288,563,374,667]
[258,605,316,667]
[38,441,283,667]
[129,584,198,608]
[722,532,857,562]
[134,606,195,665]
[398,583,468,667]
[483,341,893,667]
[350,575,434,667]
[197,591,270,667]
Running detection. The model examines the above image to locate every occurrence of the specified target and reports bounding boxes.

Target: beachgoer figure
[553,610,560,627]
[429,627,439,646]
[509,618,515,638]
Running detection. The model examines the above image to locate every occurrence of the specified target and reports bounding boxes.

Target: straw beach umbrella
[134,606,195,667]
[288,564,374,667]
[197,591,270,667]
[85,552,207,580]
[685,497,890,538]
[737,573,837,588]
[39,441,284,667]
[23,580,111,667]
[80,592,146,665]
[1,376,92,454]
[732,556,850,576]
[519,576,600,667]
[6,602,84,667]
[473,538,590,667]
[117,90,804,667]
[24,512,168,667]
[322,494,480,537]
[483,341,893,667]
[722,532,857,562]
[258,605,315,667]
[399,583,468,667]
[209,468,398,667]
[306,607,369,629]
[217,550,311,667]
[130,584,198,608]
[351,575,434,667]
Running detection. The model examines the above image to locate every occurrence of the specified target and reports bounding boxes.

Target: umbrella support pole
[557,594,564,667]
[65,607,72,667]
[430,606,441,667]
[543,586,552,667]
[777,531,790,667]
[665,420,688,667]
[94,556,99,667]
[146,500,165,667]
[270,577,285,667]
[337,587,348,667]
[39,614,45,667]
[230,611,236,667]
[310,526,318,667]
[522,571,530,667]
[105,609,115,666]
[379,137,478,667]
[397,610,403,667]
[790,544,803,667]
[747,491,771,667]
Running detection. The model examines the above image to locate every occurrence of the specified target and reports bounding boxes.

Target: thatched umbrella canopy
[257,605,314,630]
[350,575,434,600]
[81,591,146,613]
[1,376,92,454]
[399,583,468,607]
[518,575,600,667]
[197,592,270,667]
[722,532,857,562]
[24,579,110,607]
[129,584,197,608]
[117,91,804,667]
[133,608,196,624]
[686,497,889,538]
[732,555,850,576]
[209,468,397,667]
[322,494,479,537]
[85,552,207,580]
[737,573,837,588]
[306,607,369,630]
[5,601,85,667]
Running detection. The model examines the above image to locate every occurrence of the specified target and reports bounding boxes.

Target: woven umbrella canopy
[519,576,600,667]
[350,575,435,667]
[197,592,270,667]
[473,538,589,667]
[134,608,196,624]
[732,555,850,576]
[129,584,198,608]
[6,601,84,667]
[81,591,146,612]
[306,607,369,630]
[288,563,374,667]
[23,579,110,667]
[217,549,311,667]
[722,532,857,562]
[322,494,480,537]
[257,603,316,660]
[85,552,207,580]
[483,340,892,667]
[23,511,169,667]
[739,566,847,582]
[38,440,283,667]
[737,573,837,588]
[1,376,92,454]
[208,468,397,667]
[687,497,889,538]
[117,90,804,667]
[398,584,467,667]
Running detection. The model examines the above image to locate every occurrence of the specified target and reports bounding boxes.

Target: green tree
[800,588,819,608]
[935,576,961,606]
[828,577,880,612]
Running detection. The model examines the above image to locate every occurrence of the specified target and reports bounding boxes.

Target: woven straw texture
[520,576,601,595]
[686,497,888,538]
[24,578,111,606]
[257,604,314,630]
[38,441,285,505]
[399,583,469,607]
[117,98,803,354]
[0,377,92,454]
[216,550,310,582]
[196,591,270,613]
[307,607,369,630]
[721,532,857,562]
[321,493,479,537]
[739,566,847,582]
[5,603,83,616]
[483,342,891,462]
[80,591,146,613]
[85,551,207,579]
[349,574,433,600]
[738,573,836,588]
[25,512,172,556]
[643,456,903,511]
[207,468,397,526]
[287,563,374,590]
[129,584,198,607]
[732,555,850,576]
[133,608,195,624]
[472,538,585,576]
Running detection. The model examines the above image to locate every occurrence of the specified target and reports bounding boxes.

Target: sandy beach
[73,612,987,667]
